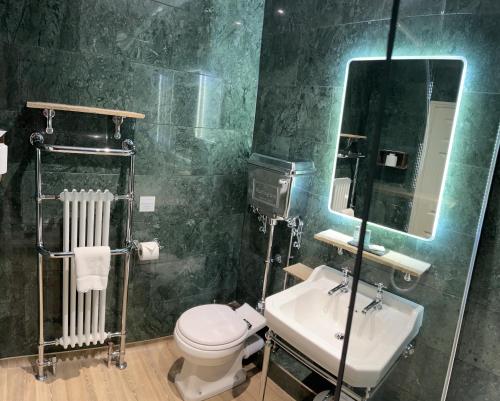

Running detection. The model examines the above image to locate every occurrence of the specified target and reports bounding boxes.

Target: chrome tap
[328,268,350,295]
[362,283,384,314]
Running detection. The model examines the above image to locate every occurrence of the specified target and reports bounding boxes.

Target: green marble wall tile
[130,64,174,125]
[0,0,264,358]
[448,360,500,401]
[456,299,500,377]
[393,14,500,94]
[451,92,500,169]
[297,21,390,87]
[171,71,223,128]
[254,85,299,137]
[445,0,500,15]
[0,43,22,110]
[173,127,250,176]
[80,0,204,71]
[259,31,301,86]
[219,82,259,132]
[6,0,80,51]
[134,122,175,176]
[244,2,500,401]
[380,342,450,401]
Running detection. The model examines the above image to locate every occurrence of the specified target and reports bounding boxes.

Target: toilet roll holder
[132,238,163,257]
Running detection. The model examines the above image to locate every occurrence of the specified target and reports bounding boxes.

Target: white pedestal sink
[265,265,424,388]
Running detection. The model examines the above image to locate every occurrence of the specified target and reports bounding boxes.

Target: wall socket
[139,196,155,212]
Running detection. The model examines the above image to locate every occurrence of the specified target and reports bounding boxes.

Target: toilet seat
[176,304,248,351]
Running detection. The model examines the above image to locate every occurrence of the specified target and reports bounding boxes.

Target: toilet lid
[177,304,248,347]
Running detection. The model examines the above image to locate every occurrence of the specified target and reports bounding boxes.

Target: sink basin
[265,265,424,388]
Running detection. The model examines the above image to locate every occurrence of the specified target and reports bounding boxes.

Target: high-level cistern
[362,283,384,314]
[328,268,350,295]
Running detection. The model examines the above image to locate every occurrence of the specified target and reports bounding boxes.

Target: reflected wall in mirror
[329,58,465,239]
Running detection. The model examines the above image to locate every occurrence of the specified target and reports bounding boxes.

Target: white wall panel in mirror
[329,57,466,239]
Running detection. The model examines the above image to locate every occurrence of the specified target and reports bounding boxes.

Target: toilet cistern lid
[177,304,248,346]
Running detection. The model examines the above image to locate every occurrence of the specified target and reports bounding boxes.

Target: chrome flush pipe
[257,218,277,313]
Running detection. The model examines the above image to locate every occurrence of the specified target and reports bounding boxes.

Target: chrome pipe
[35,148,47,381]
[259,332,272,401]
[283,219,296,290]
[37,143,135,157]
[118,151,135,369]
[38,194,130,201]
[270,333,364,401]
[43,331,122,346]
[36,244,131,259]
[258,219,277,313]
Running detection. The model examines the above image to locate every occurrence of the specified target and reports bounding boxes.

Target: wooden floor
[0,337,293,401]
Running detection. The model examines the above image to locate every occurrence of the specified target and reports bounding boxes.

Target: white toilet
[174,303,266,401]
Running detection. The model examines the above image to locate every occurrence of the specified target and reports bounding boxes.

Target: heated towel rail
[30,132,136,381]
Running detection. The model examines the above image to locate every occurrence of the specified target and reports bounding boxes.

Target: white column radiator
[331,177,352,212]
[60,189,114,348]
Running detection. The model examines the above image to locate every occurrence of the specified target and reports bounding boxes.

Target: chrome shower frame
[30,132,136,381]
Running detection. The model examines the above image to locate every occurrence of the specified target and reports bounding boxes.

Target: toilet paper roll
[138,241,159,261]
[0,144,7,175]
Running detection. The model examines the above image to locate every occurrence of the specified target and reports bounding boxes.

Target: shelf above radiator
[27,101,145,119]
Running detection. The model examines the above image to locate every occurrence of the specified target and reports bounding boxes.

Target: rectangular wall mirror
[329,57,465,239]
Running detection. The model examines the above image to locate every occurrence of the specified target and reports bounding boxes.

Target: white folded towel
[74,246,111,293]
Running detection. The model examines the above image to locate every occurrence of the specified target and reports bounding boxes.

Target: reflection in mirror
[330,58,465,239]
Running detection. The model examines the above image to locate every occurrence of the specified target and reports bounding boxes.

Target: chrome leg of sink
[259,331,273,401]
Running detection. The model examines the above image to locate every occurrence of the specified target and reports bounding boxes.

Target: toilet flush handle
[242,318,252,330]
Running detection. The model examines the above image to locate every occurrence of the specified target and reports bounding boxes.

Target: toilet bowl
[174,303,266,401]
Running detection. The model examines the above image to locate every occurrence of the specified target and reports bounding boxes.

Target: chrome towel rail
[30,132,136,156]
[31,130,136,381]
[39,193,131,201]
[36,244,132,259]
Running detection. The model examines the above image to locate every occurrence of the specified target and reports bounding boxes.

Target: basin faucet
[362,283,384,314]
[328,268,350,295]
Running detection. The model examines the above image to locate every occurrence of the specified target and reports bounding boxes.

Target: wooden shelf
[27,101,145,119]
[340,133,367,140]
[314,229,431,277]
[283,263,313,282]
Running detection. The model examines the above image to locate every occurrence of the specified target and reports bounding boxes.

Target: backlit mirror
[329,58,465,239]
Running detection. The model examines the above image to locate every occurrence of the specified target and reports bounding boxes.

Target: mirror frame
[328,55,467,241]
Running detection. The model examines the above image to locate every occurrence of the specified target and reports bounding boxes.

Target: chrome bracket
[251,206,271,234]
[122,138,136,154]
[403,342,416,359]
[30,132,45,147]
[153,237,164,250]
[107,341,121,368]
[113,116,125,140]
[43,109,55,135]
[35,356,57,380]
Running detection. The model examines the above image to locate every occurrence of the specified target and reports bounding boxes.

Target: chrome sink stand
[259,330,409,401]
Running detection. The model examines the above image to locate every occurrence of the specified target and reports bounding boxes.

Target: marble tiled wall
[240,1,500,401]
[0,0,264,357]
[448,154,500,398]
